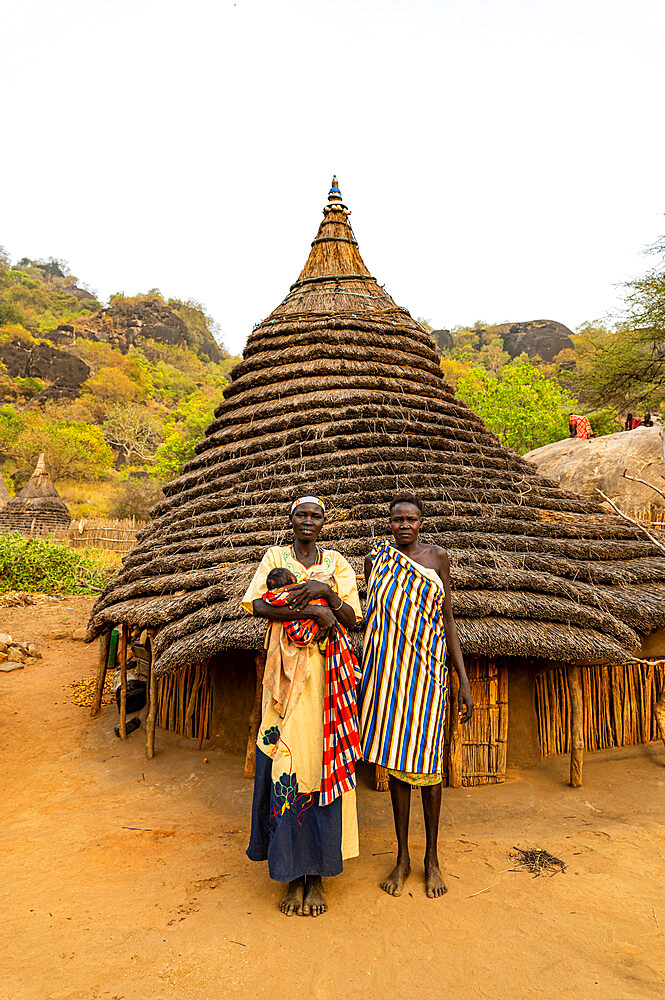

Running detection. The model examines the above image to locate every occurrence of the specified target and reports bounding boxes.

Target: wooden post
[146,664,157,759]
[119,623,128,740]
[655,690,665,748]
[447,667,463,788]
[91,632,110,717]
[568,664,583,787]
[375,765,390,792]
[244,651,266,779]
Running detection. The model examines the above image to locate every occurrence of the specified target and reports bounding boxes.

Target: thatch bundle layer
[87,180,665,674]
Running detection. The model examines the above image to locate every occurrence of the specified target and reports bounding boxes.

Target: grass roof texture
[86,179,665,675]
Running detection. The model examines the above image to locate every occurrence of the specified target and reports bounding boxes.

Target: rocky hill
[0,251,237,519]
[0,257,226,406]
[73,296,225,363]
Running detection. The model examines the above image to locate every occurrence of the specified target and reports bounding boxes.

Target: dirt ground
[2,597,665,1000]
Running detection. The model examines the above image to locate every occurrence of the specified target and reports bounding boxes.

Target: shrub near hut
[0,532,113,593]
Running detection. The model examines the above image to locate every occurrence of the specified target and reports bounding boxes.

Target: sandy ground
[2,597,665,1000]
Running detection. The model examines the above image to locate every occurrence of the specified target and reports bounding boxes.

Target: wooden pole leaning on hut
[567,665,584,787]
[244,651,266,779]
[146,630,157,759]
[91,631,111,717]
[119,623,128,740]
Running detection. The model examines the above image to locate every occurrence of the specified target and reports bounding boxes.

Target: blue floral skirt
[247,748,343,882]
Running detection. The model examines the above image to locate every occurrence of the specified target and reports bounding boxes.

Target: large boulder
[495,319,574,362]
[0,339,90,402]
[525,426,665,512]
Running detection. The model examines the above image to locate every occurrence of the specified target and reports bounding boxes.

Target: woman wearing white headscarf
[241,496,362,917]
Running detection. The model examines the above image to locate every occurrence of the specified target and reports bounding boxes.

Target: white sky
[3,0,665,354]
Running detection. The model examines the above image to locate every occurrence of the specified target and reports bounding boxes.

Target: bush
[0,532,114,593]
[588,407,622,437]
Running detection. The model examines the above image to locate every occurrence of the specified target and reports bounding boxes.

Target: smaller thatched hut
[0,454,71,535]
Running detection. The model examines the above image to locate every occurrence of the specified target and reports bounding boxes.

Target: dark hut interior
[0,453,71,536]
[87,179,665,785]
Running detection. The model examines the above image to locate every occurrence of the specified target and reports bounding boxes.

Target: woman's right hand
[311,604,337,636]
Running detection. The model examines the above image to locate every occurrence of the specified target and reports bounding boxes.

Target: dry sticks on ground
[510,847,567,877]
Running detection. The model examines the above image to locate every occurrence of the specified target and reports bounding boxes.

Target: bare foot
[425,857,447,898]
[302,875,328,916]
[380,857,411,896]
[280,875,305,915]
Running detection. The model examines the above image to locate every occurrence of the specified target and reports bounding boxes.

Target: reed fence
[156,663,211,742]
[535,661,664,756]
[51,518,147,554]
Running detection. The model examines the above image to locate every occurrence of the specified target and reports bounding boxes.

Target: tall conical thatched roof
[0,454,71,534]
[87,179,665,675]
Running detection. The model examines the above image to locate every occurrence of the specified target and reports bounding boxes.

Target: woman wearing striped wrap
[360,493,474,899]
[241,496,362,918]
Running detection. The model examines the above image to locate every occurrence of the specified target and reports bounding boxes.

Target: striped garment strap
[360,541,448,774]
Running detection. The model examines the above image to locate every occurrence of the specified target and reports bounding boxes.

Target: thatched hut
[0,454,71,535]
[87,179,665,783]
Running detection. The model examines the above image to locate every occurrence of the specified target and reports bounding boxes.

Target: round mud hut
[0,454,71,535]
[87,179,665,784]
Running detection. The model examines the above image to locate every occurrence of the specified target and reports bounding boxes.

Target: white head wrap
[290,495,326,516]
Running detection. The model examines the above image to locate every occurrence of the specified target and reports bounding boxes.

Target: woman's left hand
[285,579,331,610]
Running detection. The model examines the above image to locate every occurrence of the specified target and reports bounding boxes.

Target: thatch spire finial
[34,452,47,476]
[328,176,342,202]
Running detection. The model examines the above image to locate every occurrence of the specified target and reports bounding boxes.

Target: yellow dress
[242,546,362,878]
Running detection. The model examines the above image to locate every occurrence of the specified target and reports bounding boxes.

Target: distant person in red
[632,415,642,429]
[624,413,634,431]
[568,413,593,440]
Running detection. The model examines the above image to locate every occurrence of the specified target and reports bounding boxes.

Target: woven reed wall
[535,662,664,756]
[155,663,211,741]
[457,656,508,786]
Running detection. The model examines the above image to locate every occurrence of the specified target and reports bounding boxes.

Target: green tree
[574,237,665,411]
[0,406,24,460]
[102,404,164,464]
[457,359,576,454]
[15,417,113,481]
[153,388,218,479]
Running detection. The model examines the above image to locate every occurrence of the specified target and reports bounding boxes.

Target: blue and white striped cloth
[360,541,448,774]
